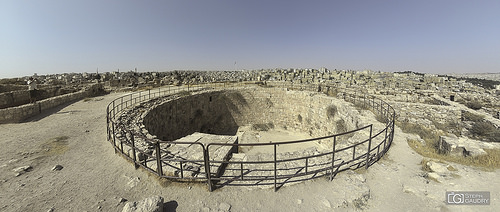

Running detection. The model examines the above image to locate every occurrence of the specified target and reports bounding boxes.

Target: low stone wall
[0,90,31,109]
[0,84,103,123]
[0,85,79,109]
[0,84,26,93]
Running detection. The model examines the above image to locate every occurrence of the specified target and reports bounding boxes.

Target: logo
[446,191,490,205]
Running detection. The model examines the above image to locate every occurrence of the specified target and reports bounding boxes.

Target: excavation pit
[108,83,395,190]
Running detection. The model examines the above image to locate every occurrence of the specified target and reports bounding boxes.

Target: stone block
[437,136,466,156]
[426,161,448,173]
[438,135,489,157]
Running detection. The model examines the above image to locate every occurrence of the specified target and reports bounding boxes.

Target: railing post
[305,158,308,174]
[112,100,115,118]
[390,112,396,147]
[330,136,336,181]
[131,134,138,169]
[204,147,213,192]
[240,162,244,180]
[106,107,110,141]
[384,123,389,145]
[352,145,356,161]
[112,122,117,153]
[179,161,184,178]
[120,132,124,154]
[148,89,151,99]
[274,143,277,192]
[380,99,383,114]
[155,141,163,176]
[366,124,373,169]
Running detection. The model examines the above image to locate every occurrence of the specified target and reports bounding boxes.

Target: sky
[1,0,500,78]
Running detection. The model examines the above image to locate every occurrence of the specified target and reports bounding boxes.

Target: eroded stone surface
[438,135,500,157]
[122,196,164,212]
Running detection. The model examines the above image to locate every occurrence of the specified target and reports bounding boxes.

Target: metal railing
[106,81,396,191]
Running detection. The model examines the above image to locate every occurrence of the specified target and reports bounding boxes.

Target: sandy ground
[1,92,499,212]
[238,127,324,155]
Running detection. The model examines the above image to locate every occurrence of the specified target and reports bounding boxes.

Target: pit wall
[143,87,365,141]
[0,84,103,123]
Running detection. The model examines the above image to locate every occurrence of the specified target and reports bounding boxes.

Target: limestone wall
[0,90,31,109]
[143,88,363,141]
[0,85,81,109]
[0,84,103,123]
[0,84,27,93]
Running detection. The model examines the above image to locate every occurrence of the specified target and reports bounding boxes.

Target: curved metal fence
[106,81,396,191]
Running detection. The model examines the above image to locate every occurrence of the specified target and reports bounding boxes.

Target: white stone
[127,177,140,188]
[218,202,231,212]
[427,172,441,182]
[426,161,448,173]
[122,196,164,212]
[52,165,63,171]
[321,199,332,208]
[13,165,32,176]
[402,184,417,194]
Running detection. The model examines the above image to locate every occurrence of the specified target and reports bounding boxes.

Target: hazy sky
[1,0,499,78]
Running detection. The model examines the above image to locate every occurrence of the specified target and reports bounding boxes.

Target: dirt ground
[1,92,498,211]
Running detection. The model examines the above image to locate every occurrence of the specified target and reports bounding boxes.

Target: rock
[13,165,32,176]
[119,198,128,204]
[46,207,55,212]
[402,184,417,194]
[127,177,140,188]
[218,202,231,212]
[9,159,19,164]
[352,190,370,209]
[122,196,164,212]
[426,172,441,182]
[426,161,447,173]
[438,135,490,157]
[321,199,332,208]
[437,136,466,156]
[297,199,303,204]
[52,165,63,171]
[466,147,487,157]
